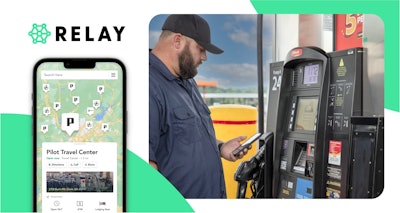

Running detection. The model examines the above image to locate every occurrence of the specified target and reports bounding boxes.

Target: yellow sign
[283,189,290,195]
[337,58,347,77]
[339,58,344,67]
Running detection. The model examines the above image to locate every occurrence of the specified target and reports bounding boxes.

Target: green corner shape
[0,113,193,213]
[249,0,399,112]
[126,151,193,213]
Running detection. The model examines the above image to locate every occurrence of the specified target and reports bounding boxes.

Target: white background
[0,1,397,212]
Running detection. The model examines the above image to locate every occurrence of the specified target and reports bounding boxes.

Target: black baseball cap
[162,14,224,54]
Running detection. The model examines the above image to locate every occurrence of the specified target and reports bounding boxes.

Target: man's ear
[172,33,184,50]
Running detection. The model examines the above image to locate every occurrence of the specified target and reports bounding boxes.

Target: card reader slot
[292,142,307,175]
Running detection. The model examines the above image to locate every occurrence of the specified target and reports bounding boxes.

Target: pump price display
[303,64,319,85]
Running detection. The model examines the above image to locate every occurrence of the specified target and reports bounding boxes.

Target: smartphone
[33,58,126,212]
[232,133,262,157]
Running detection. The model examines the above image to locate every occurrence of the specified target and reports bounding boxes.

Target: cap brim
[198,41,224,54]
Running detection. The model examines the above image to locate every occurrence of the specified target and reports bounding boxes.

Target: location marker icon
[41,125,48,134]
[43,84,50,93]
[72,96,80,105]
[97,85,104,94]
[43,107,50,116]
[86,121,93,129]
[68,82,75,91]
[61,113,79,136]
[53,102,61,111]
[87,107,94,116]
[93,100,100,109]
[101,123,109,132]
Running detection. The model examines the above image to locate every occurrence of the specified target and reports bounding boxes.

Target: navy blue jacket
[149,52,226,198]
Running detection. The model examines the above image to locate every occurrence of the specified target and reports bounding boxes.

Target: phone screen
[241,133,261,147]
[33,59,126,212]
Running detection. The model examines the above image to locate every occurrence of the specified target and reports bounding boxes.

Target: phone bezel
[32,58,127,212]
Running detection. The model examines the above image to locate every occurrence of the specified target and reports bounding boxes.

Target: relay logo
[29,23,125,44]
[28,24,51,44]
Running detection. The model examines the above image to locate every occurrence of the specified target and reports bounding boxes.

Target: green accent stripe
[0,114,193,212]
[0,114,32,212]
[250,0,399,111]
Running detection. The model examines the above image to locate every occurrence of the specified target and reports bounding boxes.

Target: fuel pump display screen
[303,64,319,85]
[294,97,319,131]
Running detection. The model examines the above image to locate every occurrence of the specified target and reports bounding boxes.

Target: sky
[149,14,274,89]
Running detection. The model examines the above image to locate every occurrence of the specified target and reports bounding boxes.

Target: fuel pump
[260,47,384,198]
[270,46,330,198]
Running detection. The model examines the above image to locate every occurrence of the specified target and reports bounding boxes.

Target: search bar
[41,70,118,80]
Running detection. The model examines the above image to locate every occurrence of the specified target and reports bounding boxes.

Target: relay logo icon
[29,23,125,44]
[28,23,51,44]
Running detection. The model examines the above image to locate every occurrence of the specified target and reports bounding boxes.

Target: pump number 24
[272,75,282,91]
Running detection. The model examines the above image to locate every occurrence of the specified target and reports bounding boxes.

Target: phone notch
[64,60,96,69]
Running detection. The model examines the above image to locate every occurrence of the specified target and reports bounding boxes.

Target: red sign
[328,140,342,166]
[335,14,364,50]
[290,48,303,57]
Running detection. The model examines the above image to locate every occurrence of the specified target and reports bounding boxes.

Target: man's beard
[178,44,198,79]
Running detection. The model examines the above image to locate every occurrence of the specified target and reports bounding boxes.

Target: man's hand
[220,136,251,162]
[149,160,158,170]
